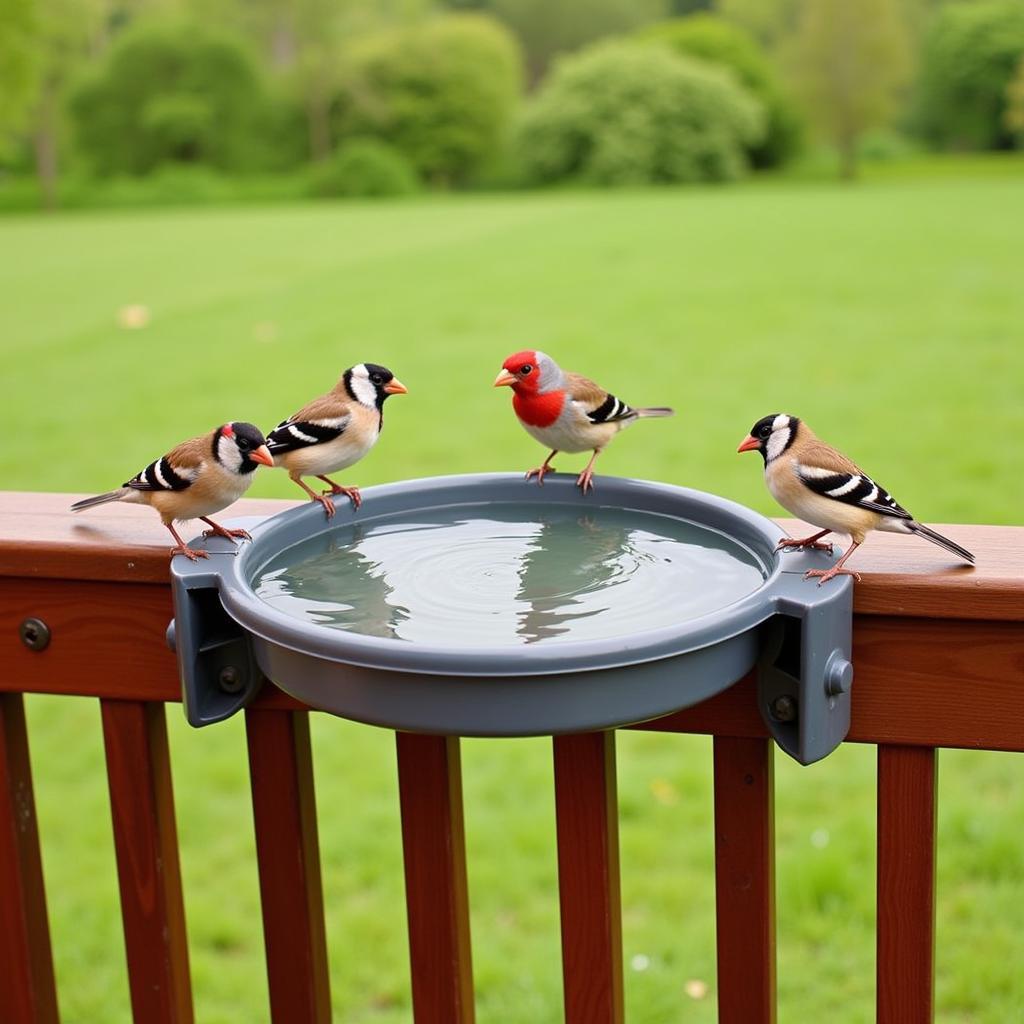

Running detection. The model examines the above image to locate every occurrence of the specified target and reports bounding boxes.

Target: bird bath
[168,474,853,764]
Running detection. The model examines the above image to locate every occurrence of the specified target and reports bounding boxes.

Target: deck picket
[246,709,331,1023]
[713,735,776,1024]
[395,732,475,1024]
[0,693,59,1024]
[876,745,937,1024]
[101,699,193,1024]
[553,731,624,1024]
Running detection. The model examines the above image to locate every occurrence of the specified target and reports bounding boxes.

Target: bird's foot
[525,464,556,486]
[576,467,595,495]
[312,493,337,518]
[170,545,209,562]
[804,566,861,586]
[202,525,252,542]
[321,484,361,509]
[777,536,834,555]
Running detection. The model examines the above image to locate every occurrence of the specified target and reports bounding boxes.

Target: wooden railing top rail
[1,491,1021,620]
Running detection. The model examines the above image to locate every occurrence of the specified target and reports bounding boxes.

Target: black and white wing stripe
[266,415,349,455]
[586,393,635,424]
[797,465,913,520]
[125,457,197,492]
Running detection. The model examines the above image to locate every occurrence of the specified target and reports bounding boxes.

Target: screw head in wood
[19,618,51,652]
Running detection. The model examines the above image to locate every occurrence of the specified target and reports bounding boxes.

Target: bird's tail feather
[635,407,675,419]
[908,522,975,564]
[70,489,128,513]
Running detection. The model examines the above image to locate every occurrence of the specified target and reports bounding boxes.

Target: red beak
[384,378,408,395]
[737,435,760,454]
[251,444,274,467]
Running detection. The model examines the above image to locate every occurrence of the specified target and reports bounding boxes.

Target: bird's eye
[371,374,383,384]
[238,437,250,450]
[758,425,772,439]
[520,364,533,375]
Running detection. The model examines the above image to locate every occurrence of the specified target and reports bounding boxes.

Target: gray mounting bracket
[166,525,263,728]
[756,554,854,765]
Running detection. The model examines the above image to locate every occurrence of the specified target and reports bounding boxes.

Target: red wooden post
[713,735,776,1024]
[246,709,331,1023]
[877,744,937,1024]
[553,731,624,1024]
[395,732,475,1024]
[0,693,59,1024]
[101,699,193,1024]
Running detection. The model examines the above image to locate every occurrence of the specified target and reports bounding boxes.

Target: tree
[341,14,523,186]
[637,14,802,166]
[786,0,911,179]
[4,0,108,207]
[517,41,764,186]
[0,0,37,151]
[914,0,1024,151]
[715,0,799,52]
[70,21,271,175]
[1007,54,1024,145]
[489,0,668,82]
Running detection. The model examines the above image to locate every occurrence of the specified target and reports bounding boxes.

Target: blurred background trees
[0,0,1022,209]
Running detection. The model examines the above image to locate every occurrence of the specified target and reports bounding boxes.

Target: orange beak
[251,444,274,467]
[384,378,408,395]
[737,435,761,454]
[494,370,516,388]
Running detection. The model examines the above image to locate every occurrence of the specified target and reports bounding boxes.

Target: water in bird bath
[252,504,767,647]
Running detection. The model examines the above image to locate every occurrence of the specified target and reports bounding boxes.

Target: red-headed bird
[494,350,674,493]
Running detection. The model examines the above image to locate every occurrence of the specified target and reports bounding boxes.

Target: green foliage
[787,0,912,178]
[340,14,523,186]
[488,0,668,80]
[516,41,764,186]
[308,138,420,198]
[915,0,1024,151]
[1006,55,1024,144]
[0,0,37,143]
[637,14,801,166]
[69,21,271,175]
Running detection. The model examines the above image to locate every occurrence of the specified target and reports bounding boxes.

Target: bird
[493,350,674,493]
[266,362,407,517]
[737,413,975,584]
[70,422,274,561]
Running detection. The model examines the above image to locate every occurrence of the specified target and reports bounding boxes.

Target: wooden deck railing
[1,491,1021,1023]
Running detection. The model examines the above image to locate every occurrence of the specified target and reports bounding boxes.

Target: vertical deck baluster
[877,745,937,1024]
[101,699,192,1024]
[0,693,59,1024]
[395,732,475,1024]
[553,731,624,1024]
[246,709,330,1023]
[713,735,776,1024]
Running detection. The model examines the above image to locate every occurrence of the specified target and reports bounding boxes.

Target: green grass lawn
[2,172,1023,1023]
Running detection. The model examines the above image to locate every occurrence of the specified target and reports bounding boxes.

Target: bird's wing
[795,441,913,521]
[266,394,352,455]
[565,373,636,424]
[125,435,205,492]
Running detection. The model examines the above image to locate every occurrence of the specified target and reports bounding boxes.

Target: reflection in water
[515,513,647,643]
[255,524,410,639]
[252,504,767,647]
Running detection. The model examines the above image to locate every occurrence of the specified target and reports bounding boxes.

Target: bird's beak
[737,435,760,454]
[384,378,408,395]
[494,370,516,388]
[251,444,274,467]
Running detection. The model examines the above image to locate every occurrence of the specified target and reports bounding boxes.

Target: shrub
[636,14,802,167]
[516,41,764,186]
[340,14,523,186]
[70,21,270,175]
[308,139,420,198]
[914,0,1024,151]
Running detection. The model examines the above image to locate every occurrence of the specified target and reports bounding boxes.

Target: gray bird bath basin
[168,474,853,764]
